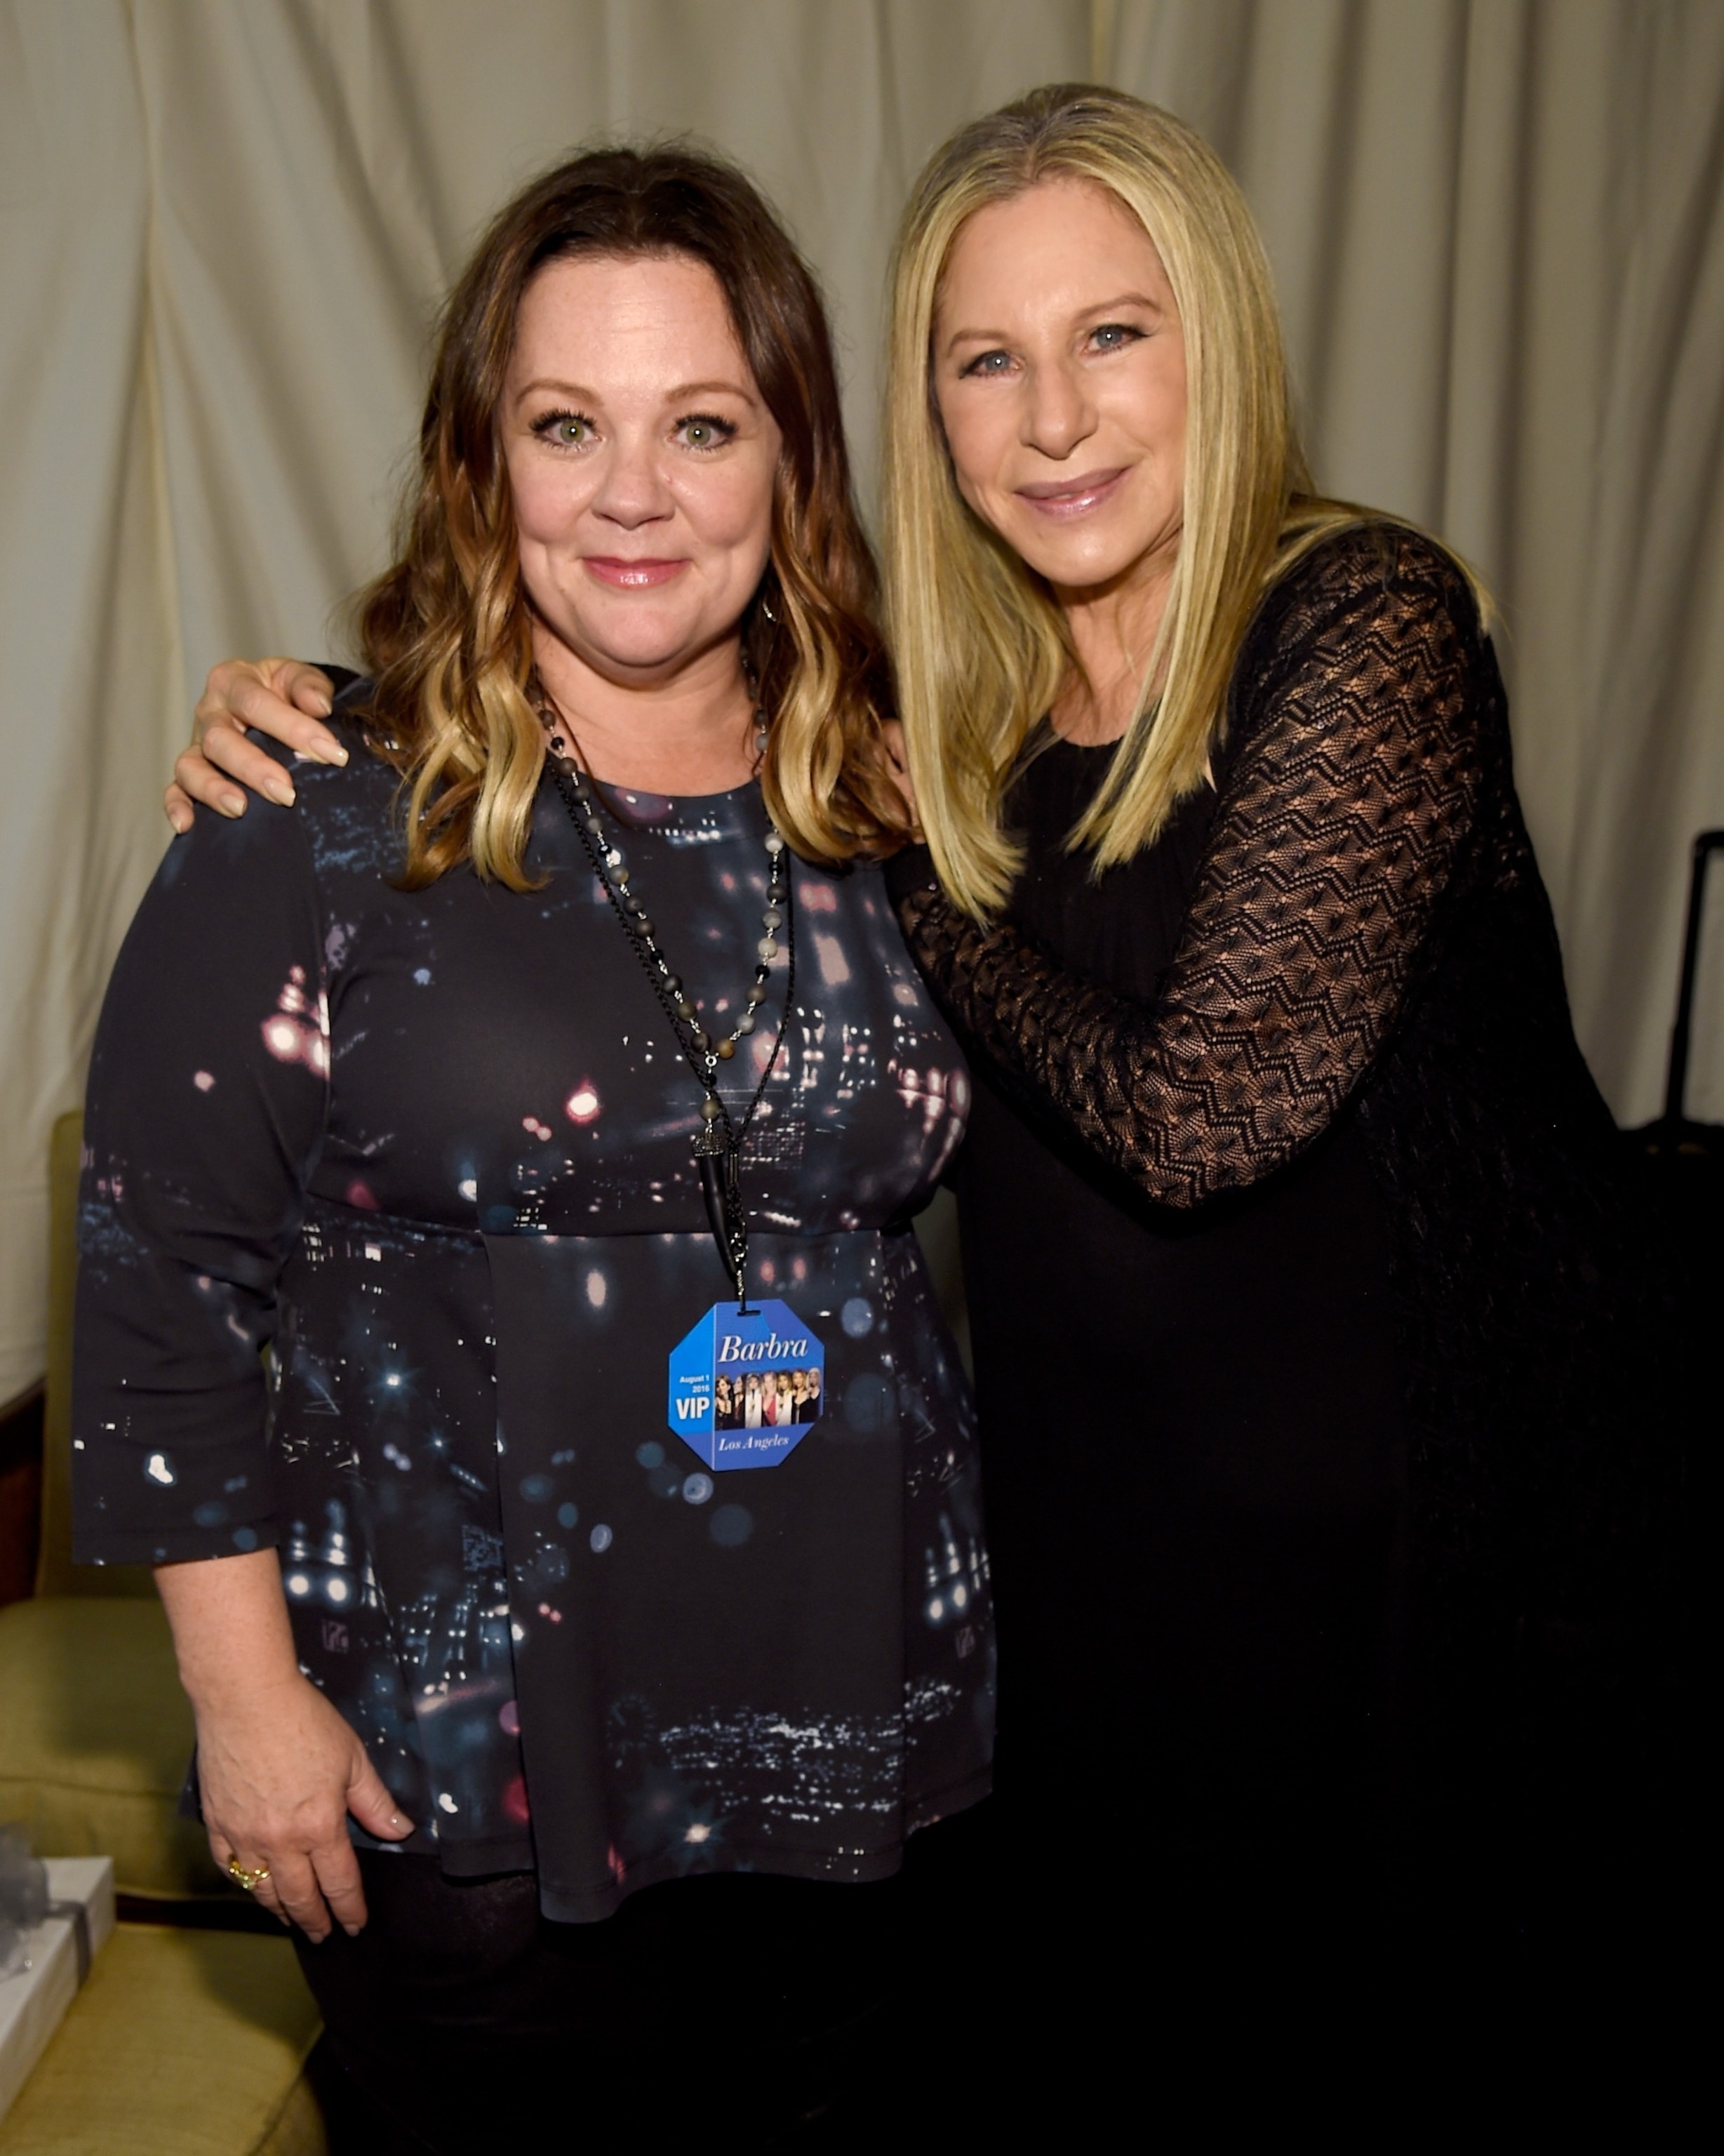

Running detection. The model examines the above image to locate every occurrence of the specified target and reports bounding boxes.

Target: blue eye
[1090,323,1142,352]
[963,350,1013,378]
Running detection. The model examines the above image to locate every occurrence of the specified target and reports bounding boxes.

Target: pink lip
[583,557,690,589]
[1015,467,1130,519]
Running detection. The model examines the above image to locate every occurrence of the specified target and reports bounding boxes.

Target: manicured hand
[165,658,345,832]
[196,1668,413,1941]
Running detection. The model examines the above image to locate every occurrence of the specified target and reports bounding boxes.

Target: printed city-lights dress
[72,680,991,1922]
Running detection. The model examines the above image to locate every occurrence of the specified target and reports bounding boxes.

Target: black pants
[298,1796,1692,2151]
[297,1807,998,2152]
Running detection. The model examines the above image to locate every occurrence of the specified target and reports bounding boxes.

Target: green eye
[677,413,735,450]
[533,409,594,447]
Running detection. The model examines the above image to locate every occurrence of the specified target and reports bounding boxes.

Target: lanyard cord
[542,752,796,1306]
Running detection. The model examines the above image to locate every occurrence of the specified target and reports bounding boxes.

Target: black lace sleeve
[897,532,1488,1209]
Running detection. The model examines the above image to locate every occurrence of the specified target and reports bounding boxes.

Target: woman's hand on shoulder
[165,658,347,833]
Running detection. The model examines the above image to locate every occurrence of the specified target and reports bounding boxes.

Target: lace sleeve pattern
[897,532,1488,1209]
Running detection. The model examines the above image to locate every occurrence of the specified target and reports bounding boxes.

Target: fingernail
[267,777,296,806]
[170,811,190,836]
[222,792,246,816]
[343,1923,361,1936]
[310,694,334,717]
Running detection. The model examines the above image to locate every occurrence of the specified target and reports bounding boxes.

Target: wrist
[180,1656,306,1722]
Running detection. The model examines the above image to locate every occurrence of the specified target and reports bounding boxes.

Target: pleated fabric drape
[1,0,1720,1403]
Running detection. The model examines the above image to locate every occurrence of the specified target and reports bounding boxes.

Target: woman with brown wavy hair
[73,145,989,2145]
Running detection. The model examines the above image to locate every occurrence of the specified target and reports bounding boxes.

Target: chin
[568,604,707,667]
[594,639,708,678]
[1015,536,1144,590]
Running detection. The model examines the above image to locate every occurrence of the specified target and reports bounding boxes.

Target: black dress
[72,681,993,1925]
[889,526,1654,1922]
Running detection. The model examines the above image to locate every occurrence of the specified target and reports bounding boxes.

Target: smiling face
[502,252,783,689]
[933,179,1187,601]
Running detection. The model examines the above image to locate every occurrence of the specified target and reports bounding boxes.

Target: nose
[589,427,675,530]
[1020,357,1096,464]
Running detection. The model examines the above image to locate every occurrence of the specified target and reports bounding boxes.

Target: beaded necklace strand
[533,682,795,1305]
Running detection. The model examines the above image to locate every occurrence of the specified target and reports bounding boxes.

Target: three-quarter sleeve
[73,787,329,1565]
[895,533,1488,1209]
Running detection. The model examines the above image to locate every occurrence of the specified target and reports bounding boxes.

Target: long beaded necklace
[533,681,795,1307]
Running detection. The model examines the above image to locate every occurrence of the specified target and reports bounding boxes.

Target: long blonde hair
[885,84,1382,915]
[357,145,907,889]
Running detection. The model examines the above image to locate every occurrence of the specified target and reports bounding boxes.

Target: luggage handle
[1664,829,1724,1126]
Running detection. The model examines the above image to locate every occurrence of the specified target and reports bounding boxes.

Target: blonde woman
[76,145,988,2143]
[878,84,1651,1942]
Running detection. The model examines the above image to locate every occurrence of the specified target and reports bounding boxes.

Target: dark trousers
[298,1807,997,2152]
[298,1792,1693,2151]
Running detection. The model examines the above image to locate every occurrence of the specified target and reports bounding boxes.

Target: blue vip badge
[667,1298,827,1471]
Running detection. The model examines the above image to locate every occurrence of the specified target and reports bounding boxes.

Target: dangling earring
[740,648,770,766]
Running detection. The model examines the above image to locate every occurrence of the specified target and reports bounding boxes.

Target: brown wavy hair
[356,144,906,887]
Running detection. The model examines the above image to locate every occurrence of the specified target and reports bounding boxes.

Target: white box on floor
[0,1856,116,2124]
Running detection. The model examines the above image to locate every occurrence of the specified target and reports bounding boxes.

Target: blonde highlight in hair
[886,84,1387,915]
[356,144,907,890]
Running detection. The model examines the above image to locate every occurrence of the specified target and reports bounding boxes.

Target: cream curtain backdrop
[1,0,1720,1404]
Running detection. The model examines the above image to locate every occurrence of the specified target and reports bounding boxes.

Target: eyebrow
[512,375,760,406]
[942,293,1165,356]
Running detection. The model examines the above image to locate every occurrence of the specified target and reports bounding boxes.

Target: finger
[203,724,298,806]
[269,660,340,726]
[164,783,194,834]
[207,1834,288,1927]
[245,1875,293,1928]
[347,1756,415,1844]
[266,1849,336,1943]
[205,667,345,765]
[173,745,249,818]
[312,1835,369,1936]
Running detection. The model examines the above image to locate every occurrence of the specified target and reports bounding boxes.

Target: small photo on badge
[668,1299,826,1470]
[720,1366,821,1430]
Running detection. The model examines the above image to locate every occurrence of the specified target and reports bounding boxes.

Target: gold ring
[226,1856,271,1892]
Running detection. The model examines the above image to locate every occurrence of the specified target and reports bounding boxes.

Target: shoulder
[155,674,402,905]
[243,673,406,882]
[1244,519,1486,681]
[1224,520,1494,761]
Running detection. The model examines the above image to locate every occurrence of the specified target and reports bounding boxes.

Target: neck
[531,625,758,794]
[1049,541,1177,746]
